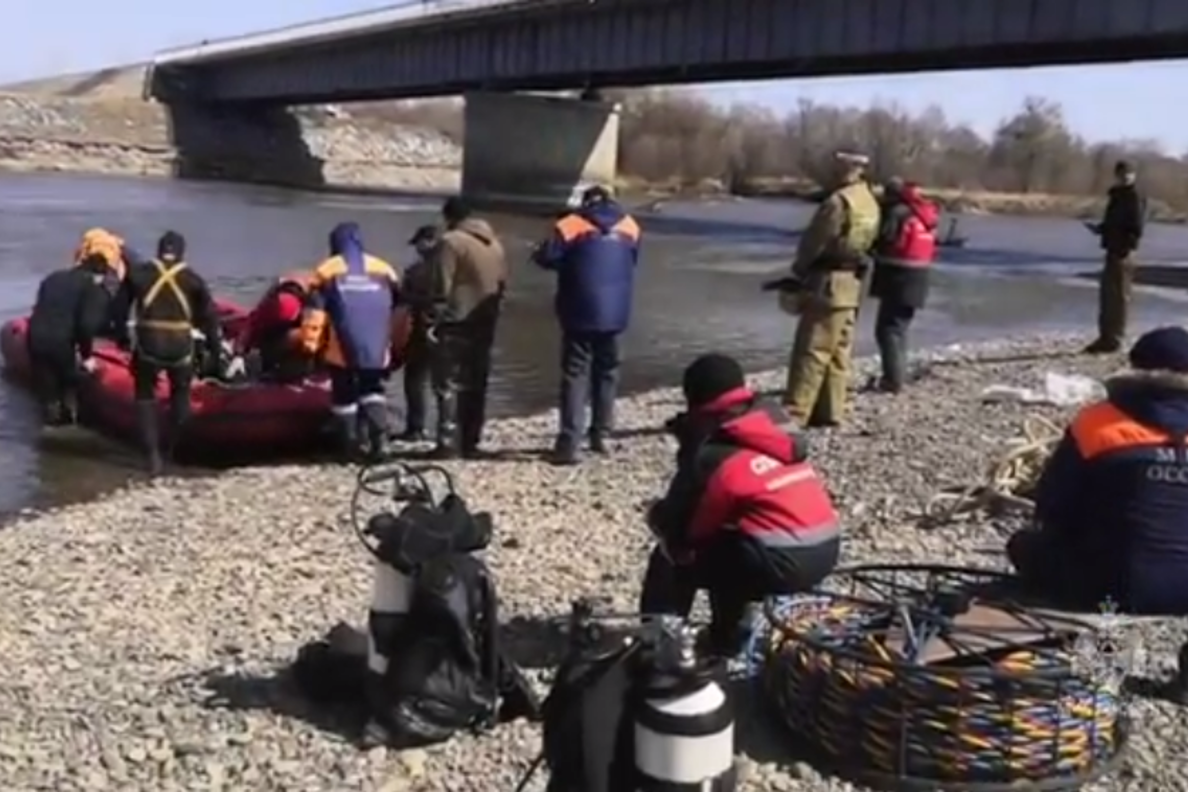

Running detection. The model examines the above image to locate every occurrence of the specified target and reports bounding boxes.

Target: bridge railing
[150,0,568,67]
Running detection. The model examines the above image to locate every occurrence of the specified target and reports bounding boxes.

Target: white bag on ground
[980,372,1105,407]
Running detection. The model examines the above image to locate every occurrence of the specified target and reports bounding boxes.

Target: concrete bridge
[147,0,1188,205]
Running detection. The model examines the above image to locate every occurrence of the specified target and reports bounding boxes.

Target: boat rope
[923,414,1064,527]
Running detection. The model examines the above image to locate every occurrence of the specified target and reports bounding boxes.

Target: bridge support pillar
[163,102,324,187]
[461,92,619,211]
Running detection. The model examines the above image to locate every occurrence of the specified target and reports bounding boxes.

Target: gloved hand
[79,357,97,373]
[223,355,247,379]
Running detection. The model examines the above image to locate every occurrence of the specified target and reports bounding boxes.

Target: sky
[6,0,1188,151]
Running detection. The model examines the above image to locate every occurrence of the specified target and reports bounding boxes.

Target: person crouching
[1008,326,1188,614]
[239,272,315,382]
[639,353,842,656]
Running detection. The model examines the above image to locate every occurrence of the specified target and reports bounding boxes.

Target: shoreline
[4,329,1177,792]
[2,330,1093,528]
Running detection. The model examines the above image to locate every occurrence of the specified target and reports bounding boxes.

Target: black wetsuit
[110,259,221,454]
[26,268,111,424]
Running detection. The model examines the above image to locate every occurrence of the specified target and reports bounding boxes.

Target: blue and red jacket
[533,200,640,334]
[1036,370,1188,614]
[650,388,841,564]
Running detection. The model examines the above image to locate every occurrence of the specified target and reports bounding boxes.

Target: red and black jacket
[650,388,840,555]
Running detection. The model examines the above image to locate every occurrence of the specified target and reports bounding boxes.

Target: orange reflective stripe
[554,214,598,242]
[611,215,640,241]
[1069,401,1175,459]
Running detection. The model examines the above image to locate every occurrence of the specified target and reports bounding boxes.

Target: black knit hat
[157,230,185,262]
[1130,326,1188,373]
[682,353,746,408]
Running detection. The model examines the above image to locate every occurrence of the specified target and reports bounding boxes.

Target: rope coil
[756,590,1125,788]
[925,415,1064,526]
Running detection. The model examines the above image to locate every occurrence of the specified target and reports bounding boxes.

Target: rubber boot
[360,400,390,462]
[135,401,164,477]
[433,389,461,460]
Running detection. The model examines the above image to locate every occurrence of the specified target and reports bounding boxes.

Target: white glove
[223,356,247,379]
[80,357,98,373]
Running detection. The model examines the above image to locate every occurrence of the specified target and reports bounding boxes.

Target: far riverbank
[0,91,1176,222]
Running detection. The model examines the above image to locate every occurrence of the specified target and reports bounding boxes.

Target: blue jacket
[307,222,400,370]
[533,201,640,334]
[1036,370,1188,613]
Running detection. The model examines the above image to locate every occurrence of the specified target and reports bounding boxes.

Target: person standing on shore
[870,179,939,393]
[429,198,508,459]
[532,185,641,465]
[778,151,881,427]
[396,224,441,442]
[301,222,402,462]
[1085,160,1146,354]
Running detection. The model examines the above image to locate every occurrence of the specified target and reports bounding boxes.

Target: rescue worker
[301,222,402,461]
[777,151,881,427]
[110,231,222,475]
[74,227,132,286]
[870,179,939,393]
[1084,161,1146,354]
[429,198,508,459]
[532,185,641,465]
[26,254,112,426]
[240,271,315,382]
[641,354,841,656]
[1008,326,1188,614]
[396,224,441,441]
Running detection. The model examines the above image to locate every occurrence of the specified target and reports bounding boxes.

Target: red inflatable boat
[0,299,334,460]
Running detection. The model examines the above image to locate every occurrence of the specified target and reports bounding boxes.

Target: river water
[3,172,1188,516]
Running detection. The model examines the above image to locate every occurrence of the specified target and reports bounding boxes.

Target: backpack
[367,551,501,747]
[294,492,539,748]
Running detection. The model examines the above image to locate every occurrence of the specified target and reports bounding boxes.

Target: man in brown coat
[429,197,509,458]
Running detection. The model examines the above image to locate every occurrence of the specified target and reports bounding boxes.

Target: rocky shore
[0,94,461,191]
[0,333,1180,791]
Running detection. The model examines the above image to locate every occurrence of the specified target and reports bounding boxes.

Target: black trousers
[1006,529,1109,610]
[559,331,620,443]
[874,299,917,392]
[132,356,193,423]
[29,343,80,425]
[402,327,431,433]
[639,532,839,655]
[431,314,498,452]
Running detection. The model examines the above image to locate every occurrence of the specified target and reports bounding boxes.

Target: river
[3,172,1188,517]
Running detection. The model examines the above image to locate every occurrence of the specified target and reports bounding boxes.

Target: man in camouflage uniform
[779,151,881,427]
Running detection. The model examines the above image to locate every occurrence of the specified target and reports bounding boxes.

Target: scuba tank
[631,618,737,791]
[366,553,413,677]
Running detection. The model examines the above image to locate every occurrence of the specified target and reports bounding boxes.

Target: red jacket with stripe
[649,389,841,558]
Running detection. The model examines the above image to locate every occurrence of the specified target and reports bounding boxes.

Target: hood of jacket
[329,222,365,270]
[451,218,497,246]
[1106,369,1188,439]
[579,200,628,233]
[684,387,801,463]
[900,186,940,228]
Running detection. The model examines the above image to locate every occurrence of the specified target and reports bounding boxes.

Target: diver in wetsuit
[110,230,222,475]
[26,255,112,426]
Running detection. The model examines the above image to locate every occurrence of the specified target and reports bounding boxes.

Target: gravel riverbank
[0,334,1181,792]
